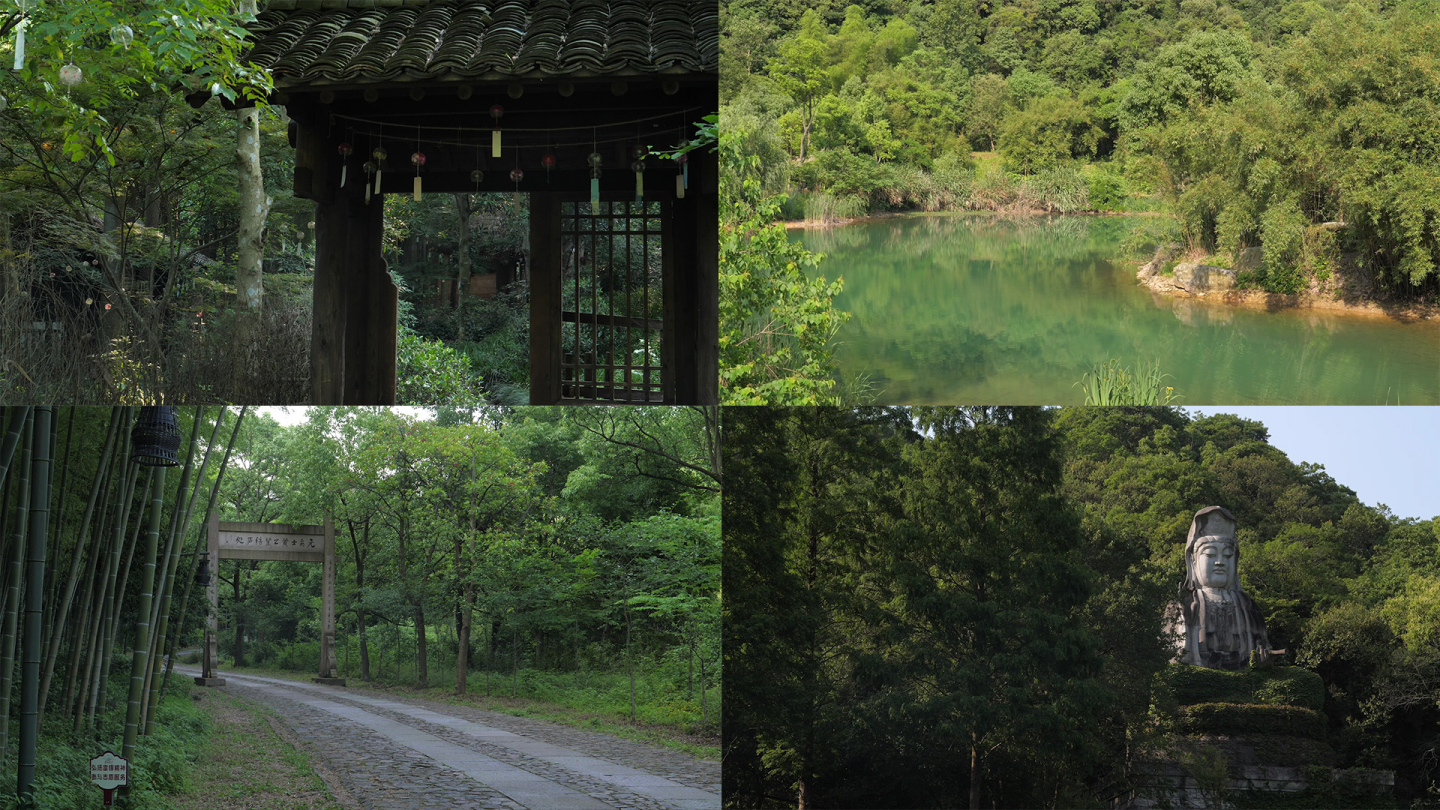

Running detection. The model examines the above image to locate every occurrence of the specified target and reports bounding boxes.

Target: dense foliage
[723,0,1440,294]
[0,7,521,402]
[216,407,721,736]
[724,406,1438,808]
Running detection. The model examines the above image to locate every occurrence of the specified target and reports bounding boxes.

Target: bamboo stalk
[17,406,53,801]
[0,413,32,756]
[121,464,166,767]
[38,408,121,727]
[163,406,244,698]
[143,407,205,733]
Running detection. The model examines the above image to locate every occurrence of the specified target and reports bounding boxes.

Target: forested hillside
[724,406,1438,808]
[722,0,1440,295]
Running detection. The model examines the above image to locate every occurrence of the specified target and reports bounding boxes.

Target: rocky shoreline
[1136,245,1439,323]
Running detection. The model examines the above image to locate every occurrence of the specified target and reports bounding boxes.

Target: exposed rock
[1138,242,1180,279]
[1234,246,1264,274]
[1173,262,1237,293]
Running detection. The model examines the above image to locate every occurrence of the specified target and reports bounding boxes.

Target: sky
[1188,407,1440,521]
[256,406,432,427]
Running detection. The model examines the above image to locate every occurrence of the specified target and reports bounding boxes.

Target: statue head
[1183,506,1239,591]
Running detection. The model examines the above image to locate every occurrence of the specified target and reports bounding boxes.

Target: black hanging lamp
[131,406,182,467]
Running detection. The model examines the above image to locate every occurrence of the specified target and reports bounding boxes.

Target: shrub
[1087,169,1127,211]
[1179,703,1327,739]
[1022,164,1090,213]
[1167,664,1326,711]
[396,330,487,406]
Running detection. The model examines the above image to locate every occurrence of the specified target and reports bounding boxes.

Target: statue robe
[1173,587,1271,670]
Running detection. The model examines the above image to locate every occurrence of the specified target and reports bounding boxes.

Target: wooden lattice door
[555,198,671,403]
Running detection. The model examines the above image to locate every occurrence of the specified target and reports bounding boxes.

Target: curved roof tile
[249,0,716,85]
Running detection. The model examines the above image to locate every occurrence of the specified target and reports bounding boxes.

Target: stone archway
[194,512,343,686]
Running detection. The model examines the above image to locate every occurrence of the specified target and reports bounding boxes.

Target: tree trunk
[970,735,982,810]
[234,107,269,388]
[452,193,472,341]
[414,603,428,688]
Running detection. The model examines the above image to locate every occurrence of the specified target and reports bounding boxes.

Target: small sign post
[90,750,127,806]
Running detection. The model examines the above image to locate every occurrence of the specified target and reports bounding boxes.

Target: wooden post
[196,512,224,686]
[528,192,561,405]
[315,513,343,684]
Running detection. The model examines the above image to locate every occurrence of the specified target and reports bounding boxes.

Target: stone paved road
[176,667,720,810]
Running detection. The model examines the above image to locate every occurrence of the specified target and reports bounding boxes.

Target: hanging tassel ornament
[490,105,504,157]
[675,153,688,199]
[630,145,647,203]
[12,19,25,72]
[363,161,377,203]
[411,151,426,201]
[372,147,387,195]
[541,153,556,183]
[510,167,524,215]
[338,143,353,189]
[588,152,602,208]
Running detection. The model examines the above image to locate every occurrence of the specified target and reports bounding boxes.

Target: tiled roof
[246,0,718,85]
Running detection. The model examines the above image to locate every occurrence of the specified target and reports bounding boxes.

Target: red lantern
[541,154,556,169]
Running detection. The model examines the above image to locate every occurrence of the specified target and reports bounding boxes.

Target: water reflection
[796,214,1440,404]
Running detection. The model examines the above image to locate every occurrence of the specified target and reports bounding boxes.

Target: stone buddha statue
[1171,506,1273,670]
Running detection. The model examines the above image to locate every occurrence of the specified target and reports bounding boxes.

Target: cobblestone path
[176,667,720,810]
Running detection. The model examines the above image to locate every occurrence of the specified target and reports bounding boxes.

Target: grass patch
[220,663,720,761]
[175,688,347,810]
[0,675,210,808]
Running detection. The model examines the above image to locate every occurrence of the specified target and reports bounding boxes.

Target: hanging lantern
[470,168,484,192]
[490,105,504,157]
[363,160,377,203]
[631,159,645,203]
[58,63,83,87]
[372,147,387,194]
[196,554,210,586]
[588,152,602,208]
[411,151,426,201]
[541,153,556,182]
[337,142,353,189]
[131,406,182,467]
[110,24,134,48]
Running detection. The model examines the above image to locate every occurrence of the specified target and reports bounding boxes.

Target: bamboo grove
[0,405,720,806]
[0,405,247,804]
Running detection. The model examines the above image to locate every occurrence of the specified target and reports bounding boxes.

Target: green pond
[794,214,1440,405]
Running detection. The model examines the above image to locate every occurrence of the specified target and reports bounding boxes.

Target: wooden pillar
[196,511,224,686]
[529,192,561,405]
[343,197,393,405]
[299,108,396,406]
[312,198,347,404]
[316,514,342,683]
